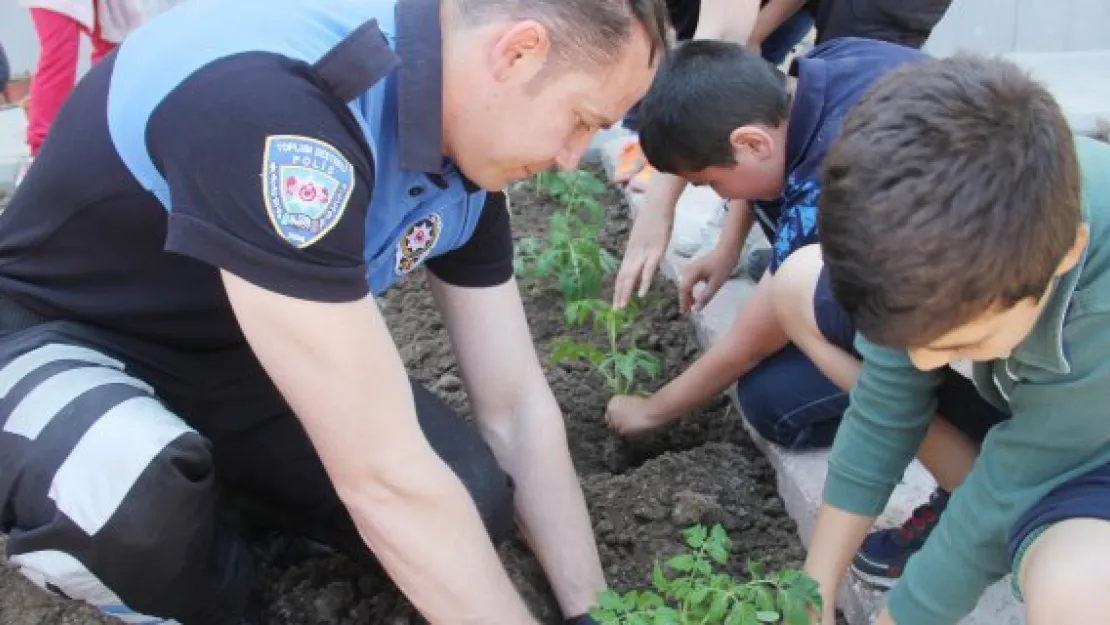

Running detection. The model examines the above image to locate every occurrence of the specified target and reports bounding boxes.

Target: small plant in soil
[513,168,618,302]
[549,298,660,395]
[534,168,609,223]
[590,524,823,625]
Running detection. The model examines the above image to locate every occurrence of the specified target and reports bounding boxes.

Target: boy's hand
[680,245,740,313]
[614,204,674,309]
[606,395,670,435]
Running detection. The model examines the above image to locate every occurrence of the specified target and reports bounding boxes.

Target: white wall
[1,2,43,78]
[925,0,1110,56]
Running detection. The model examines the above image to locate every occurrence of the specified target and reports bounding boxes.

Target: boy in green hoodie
[805,54,1110,625]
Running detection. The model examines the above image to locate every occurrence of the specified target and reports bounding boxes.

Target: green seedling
[590,524,824,625]
[535,168,608,224]
[514,210,619,302]
[549,298,660,395]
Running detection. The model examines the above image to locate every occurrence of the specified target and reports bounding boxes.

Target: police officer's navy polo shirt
[0,0,513,353]
[751,37,926,274]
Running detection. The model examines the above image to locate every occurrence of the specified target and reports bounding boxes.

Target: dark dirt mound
[584,442,805,593]
[0,174,810,625]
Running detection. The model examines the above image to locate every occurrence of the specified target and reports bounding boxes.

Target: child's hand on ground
[679,245,740,313]
[605,395,670,436]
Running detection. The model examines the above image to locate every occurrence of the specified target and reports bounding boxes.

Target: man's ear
[727,125,775,161]
[488,20,551,83]
[1055,223,1090,276]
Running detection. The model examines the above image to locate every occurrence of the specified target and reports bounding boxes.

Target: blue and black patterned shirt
[750,37,926,274]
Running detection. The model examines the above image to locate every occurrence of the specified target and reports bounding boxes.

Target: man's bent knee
[0,344,253,623]
[410,381,516,544]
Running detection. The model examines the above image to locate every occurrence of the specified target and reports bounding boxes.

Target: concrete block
[599,142,1027,625]
[1002,51,1110,137]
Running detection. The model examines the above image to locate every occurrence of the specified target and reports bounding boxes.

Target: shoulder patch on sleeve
[262,135,356,248]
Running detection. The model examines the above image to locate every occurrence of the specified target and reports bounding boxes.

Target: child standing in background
[17,0,144,184]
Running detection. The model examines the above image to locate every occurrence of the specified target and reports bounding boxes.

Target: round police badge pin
[262,135,355,248]
[395,214,442,275]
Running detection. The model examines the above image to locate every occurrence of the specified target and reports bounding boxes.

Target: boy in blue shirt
[607,40,1001,462]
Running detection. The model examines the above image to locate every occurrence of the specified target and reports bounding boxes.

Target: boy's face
[907,225,1090,371]
[682,124,787,201]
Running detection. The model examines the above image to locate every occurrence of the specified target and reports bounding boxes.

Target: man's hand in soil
[224,273,539,624]
[613,172,686,309]
[430,276,607,619]
[606,394,674,435]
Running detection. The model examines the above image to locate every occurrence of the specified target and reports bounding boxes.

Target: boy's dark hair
[819,55,1081,348]
[638,40,789,174]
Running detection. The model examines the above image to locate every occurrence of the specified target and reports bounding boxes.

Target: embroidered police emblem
[262,135,355,248]
[395,214,442,275]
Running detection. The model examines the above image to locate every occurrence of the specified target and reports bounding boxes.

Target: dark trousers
[738,267,1006,450]
[0,314,514,624]
[815,0,953,49]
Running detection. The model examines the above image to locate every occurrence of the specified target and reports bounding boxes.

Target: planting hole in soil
[0,174,823,624]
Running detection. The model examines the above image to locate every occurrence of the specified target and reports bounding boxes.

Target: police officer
[0,0,666,623]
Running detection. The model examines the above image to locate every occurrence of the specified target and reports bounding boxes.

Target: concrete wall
[0,3,41,78]
[0,0,186,79]
[925,0,1110,55]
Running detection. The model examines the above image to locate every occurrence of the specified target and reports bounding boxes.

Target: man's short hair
[638,40,789,174]
[819,55,1081,348]
[456,0,670,68]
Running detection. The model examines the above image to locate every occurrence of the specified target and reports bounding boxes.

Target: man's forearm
[480,389,606,618]
[345,455,538,624]
[649,274,787,420]
[717,199,755,254]
[224,274,536,624]
[644,171,687,225]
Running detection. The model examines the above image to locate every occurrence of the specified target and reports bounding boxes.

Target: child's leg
[852,370,1010,588]
[88,1,118,65]
[771,244,859,391]
[734,245,857,449]
[26,9,81,157]
[1012,462,1110,624]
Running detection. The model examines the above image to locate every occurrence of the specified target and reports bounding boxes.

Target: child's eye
[576,116,592,132]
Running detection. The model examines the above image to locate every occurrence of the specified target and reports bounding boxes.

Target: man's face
[443,20,657,190]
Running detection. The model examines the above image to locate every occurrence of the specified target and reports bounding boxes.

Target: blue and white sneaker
[850,488,949,589]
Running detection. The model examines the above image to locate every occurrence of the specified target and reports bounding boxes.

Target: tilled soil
[0,177,809,624]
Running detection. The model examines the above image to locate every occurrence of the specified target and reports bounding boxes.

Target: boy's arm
[884,314,1110,624]
[641,271,788,424]
[680,200,755,313]
[805,339,945,616]
[613,172,687,308]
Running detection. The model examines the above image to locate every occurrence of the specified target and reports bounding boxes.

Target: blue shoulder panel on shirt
[107,0,395,209]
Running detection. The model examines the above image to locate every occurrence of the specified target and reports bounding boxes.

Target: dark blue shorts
[1007,460,1110,589]
[813,267,1009,443]
[738,266,1008,449]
